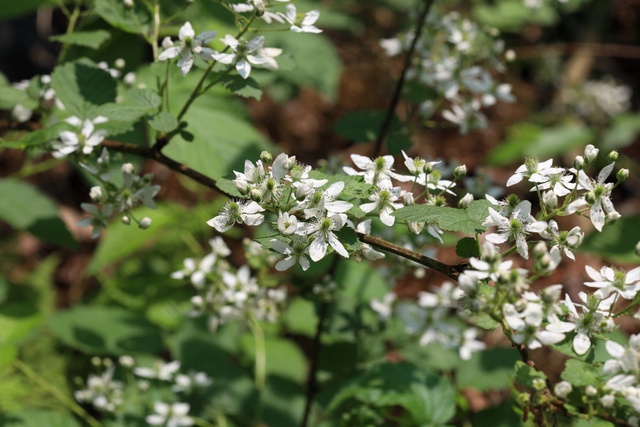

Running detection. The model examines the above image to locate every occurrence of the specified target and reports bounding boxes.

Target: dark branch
[373,0,436,157]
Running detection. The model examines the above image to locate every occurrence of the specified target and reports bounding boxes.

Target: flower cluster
[555,77,632,123]
[381,10,515,134]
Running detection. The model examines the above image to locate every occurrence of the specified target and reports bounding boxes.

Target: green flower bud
[122,216,131,225]
[573,156,585,170]
[458,193,473,209]
[605,211,621,224]
[608,151,619,162]
[454,164,467,179]
[139,217,152,229]
[260,151,273,164]
[542,190,557,210]
[617,168,629,182]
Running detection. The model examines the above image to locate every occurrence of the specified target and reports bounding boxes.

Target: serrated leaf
[128,88,161,109]
[15,121,75,148]
[456,237,480,258]
[94,120,136,137]
[98,102,148,121]
[95,0,152,34]
[149,112,179,132]
[215,178,243,198]
[438,200,492,235]
[51,59,117,119]
[561,358,601,387]
[392,204,444,224]
[49,306,163,355]
[515,360,546,388]
[334,227,361,253]
[333,111,400,142]
[0,86,28,109]
[475,313,500,330]
[49,30,111,49]
[219,75,262,100]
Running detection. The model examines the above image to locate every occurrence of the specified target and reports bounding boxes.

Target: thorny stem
[13,359,103,427]
[373,0,436,157]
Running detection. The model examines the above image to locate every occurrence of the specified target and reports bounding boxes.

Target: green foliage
[486,123,594,166]
[457,348,521,391]
[148,112,179,132]
[473,0,558,32]
[393,200,493,235]
[0,409,81,427]
[95,0,152,34]
[456,237,480,258]
[561,359,601,387]
[601,113,640,151]
[50,30,112,50]
[98,103,148,121]
[514,360,547,388]
[51,59,117,119]
[128,88,162,109]
[282,298,319,338]
[333,111,399,142]
[219,75,263,101]
[0,87,28,109]
[0,179,76,248]
[579,216,640,263]
[328,362,456,425]
[10,122,76,149]
[49,306,164,355]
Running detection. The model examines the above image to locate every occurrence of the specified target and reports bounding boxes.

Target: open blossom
[540,220,583,261]
[483,200,547,259]
[503,302,566,350]
[270,235,310,271]
[507,158,563,187]
[531,170,576,197]
[343,154,412,189]
[467,242,513,281]
[53,116,108,158]
[212,35,281,79]
[584,265,640,300]
[566,162,617,231]
[301,213,349,261]
[370,293,396,319]
[171,254,216,288]
[279,4,322,33]
[356,220,385,260]
[134,360,181,381]
[359,187,403,226]
[159,22,217,77]
[146,402,193,427]
[207,199,265,232]
[231,0,287,24]
[296,181,352,218]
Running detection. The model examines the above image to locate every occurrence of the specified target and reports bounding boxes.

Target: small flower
[506,158,563,187]
[270,235,310,271]
[134,360,181,381]
[302,213,349,261]
[53,117,108,158]
[212,35,280,79]
[584,265,640,300]
[279,4,322,33]
[359,187,403,226]
[566,163,617,232]
[209,236,231,257]
[296,181,352,218]
[343,154,412,189]
[540,220,583,261]
[483,200,547,259]
[554,381,572,399]
[146,402,193,427]
[356,220,385,260]
[159,22,217,77]
[171,254,216,288]
[207,199,265,232]
[370,293,396,320]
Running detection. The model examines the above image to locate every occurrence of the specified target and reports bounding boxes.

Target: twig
[373,0,436,157]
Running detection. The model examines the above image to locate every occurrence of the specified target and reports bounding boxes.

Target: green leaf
[0,345,17,372]
[128,88,161,110]
[0,179,58,229]
[95,0,152,34]
[51,59,117,119]
[0,87,28,109]
[242,336,307,383]
[601,113,640,151]
[216,178,243,198]
[456,237,480,258]
[328,362,455,425]
[486,122,594,166]
[0,301,42,345]
[49,306,163,355]
[334,227,361,254]
[386,132,412,156]
[333,111,399,142]
[514,360,546,388]
[0,0,58,21]
[282,298,319,337]
[579,216,640,263]
[148,112,179,132]
[473,0,558,33]
[561,358,601,387]
[219,75,262,101]
[394,200,492,235]
[0,409,82,427]
[98,103,148,121]
[457,348,520,391]
[94,120,136,137]
[14,121,75,148]
[49,30,111,49]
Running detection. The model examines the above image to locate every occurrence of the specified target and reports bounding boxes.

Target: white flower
[506,158,563,187]
[416,170,456,195]
[343,154,412,189]
[370,293,396,320]
[530,170,576,197]
[554,381,572,399]
[458,328,486,360]
[276,211,298,236]
[77,203,113,239]
[53,118,108,158]
[302,213,349,261]
[159,22,217,77]
[171,254,216,288]
[566,163,617,232]
[584,265,640,300]
[146,402,193,427]
[207,199,265,232]
[231,0,286,24]
[483,200,547,259]
[467,242,513,281]
[504,302,566,350]
[270,235,310,271]
[212,35,280,79]
[359,187,403,226]
[296,181,352,218]
[134,360,181,381]
[280,4,322,33]
[209,236,231,257]
[540,220,583,261]
[171,371,213,393]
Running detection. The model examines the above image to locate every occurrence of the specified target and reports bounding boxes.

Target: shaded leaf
[98,103,148,121]
[219,75,262,100]
[561,359,601,387]
[579,216,640,263]
[456,237,480,258]
[514,360,546,388]
[14,121,75,148]
[128,88,161,109]
[49,30,111,49]
[333,111,399,142]
[95,0,152,34]
[148,112,178,132]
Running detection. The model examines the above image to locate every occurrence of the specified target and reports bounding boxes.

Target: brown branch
[355,230,466,281]
[373,0,436,157]
[513,43,640,60]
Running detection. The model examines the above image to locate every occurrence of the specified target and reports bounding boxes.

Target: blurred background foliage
[0,0,639,425]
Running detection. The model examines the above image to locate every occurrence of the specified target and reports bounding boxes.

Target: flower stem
[13,359,103,427]
[58,1,82,64]
[249,317,266,426]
